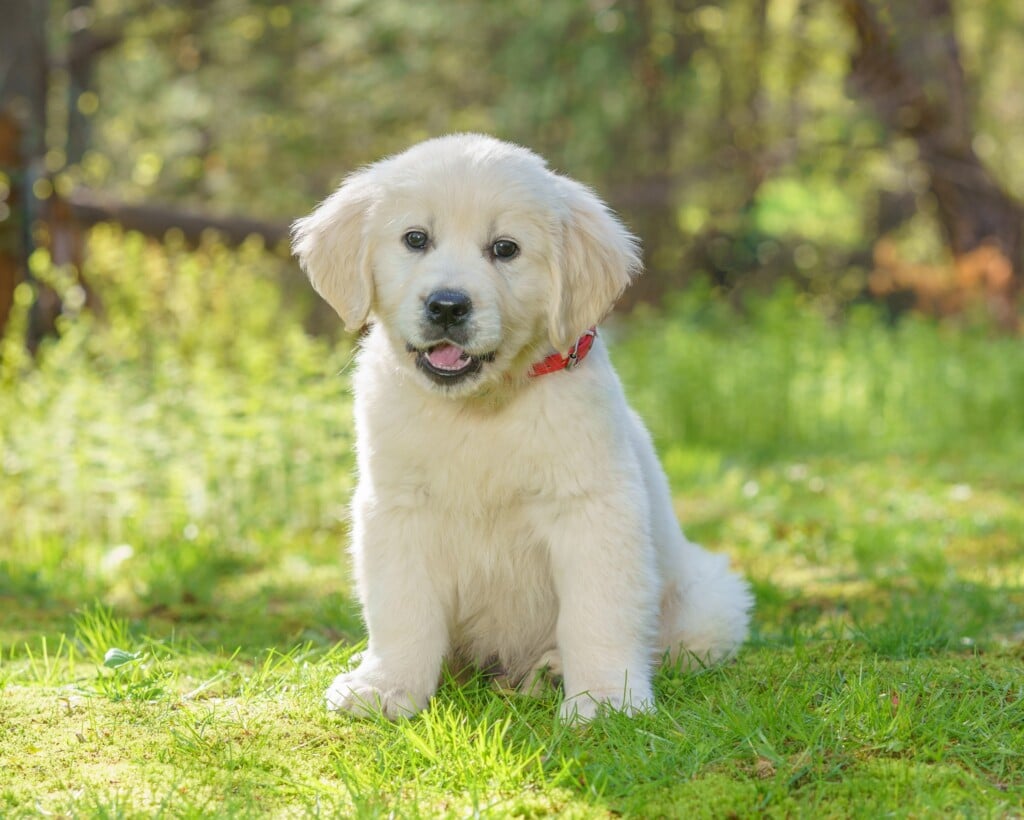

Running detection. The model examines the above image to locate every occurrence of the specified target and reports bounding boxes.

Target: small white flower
[949,484,972,502]
[786,464,809,481]
[100,544,134,574]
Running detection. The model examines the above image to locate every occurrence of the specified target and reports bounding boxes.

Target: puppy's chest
[370,406,552,510]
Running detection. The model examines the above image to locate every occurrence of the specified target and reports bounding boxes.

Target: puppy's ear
[549,176,643,351]
[292,170,378,332]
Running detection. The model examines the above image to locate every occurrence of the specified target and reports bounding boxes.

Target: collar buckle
[528,327,598,378]
[564,328,597,371]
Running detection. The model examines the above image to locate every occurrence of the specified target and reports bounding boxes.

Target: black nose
[425,289,472,328]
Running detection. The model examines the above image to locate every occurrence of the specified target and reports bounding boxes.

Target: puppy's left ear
[549,176,643,351]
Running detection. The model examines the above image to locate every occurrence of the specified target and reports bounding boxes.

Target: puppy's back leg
[626,410,752,669]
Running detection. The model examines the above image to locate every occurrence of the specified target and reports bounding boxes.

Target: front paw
[325,670,428,719]
[560,687,655,723]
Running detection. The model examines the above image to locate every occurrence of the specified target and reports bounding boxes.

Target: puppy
[293,134,751,721]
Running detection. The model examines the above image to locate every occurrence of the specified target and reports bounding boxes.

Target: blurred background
[2,0,1023,342]
[1,2,1023,636]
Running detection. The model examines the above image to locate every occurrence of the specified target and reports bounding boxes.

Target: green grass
[1,229,1022,817]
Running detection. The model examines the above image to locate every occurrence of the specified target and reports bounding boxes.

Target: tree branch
[66,189,292,249]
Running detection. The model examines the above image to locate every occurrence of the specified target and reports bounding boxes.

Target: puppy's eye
[404,230,429,251]
[492,239,519,260]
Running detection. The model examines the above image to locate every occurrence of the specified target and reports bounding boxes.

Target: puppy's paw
[560,688,655,723]
[325,671,428,720]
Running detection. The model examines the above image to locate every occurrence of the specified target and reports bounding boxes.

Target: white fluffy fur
[293,134,752,721]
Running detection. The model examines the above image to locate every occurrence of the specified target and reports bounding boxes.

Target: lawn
[1,229,1022,817]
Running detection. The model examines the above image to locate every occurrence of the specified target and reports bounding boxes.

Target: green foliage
[1,232,1022,814]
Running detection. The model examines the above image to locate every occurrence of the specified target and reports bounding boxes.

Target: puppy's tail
[658,539,753,670]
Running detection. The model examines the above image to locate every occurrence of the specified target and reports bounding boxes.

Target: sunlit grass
[615,282,1024,457]
[1,230,1022,816]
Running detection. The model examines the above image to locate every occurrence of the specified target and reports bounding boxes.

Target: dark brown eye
[492,239,519,260]
[404,230,429,250]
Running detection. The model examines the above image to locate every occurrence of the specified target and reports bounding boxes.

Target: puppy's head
[292,134,641,396]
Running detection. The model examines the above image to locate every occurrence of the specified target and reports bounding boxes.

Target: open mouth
[410,342,494,385]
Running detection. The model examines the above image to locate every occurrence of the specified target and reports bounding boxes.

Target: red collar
[529,328,598,377]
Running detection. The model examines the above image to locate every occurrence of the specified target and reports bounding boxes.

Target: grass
[1,228,1022,817]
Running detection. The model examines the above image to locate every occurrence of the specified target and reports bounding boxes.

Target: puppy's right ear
[292,170,378,332]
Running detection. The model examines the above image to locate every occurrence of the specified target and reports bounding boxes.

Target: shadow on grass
[1,534,364,657]
[751,573,1023,656]
[4,520,1020,669]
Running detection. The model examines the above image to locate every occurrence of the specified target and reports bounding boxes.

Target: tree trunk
[0,115,23,335]
[614,0,706,307]
[0,0,55,345]
[843,0,1023,328]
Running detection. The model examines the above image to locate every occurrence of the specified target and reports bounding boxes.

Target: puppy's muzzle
[424,289,473,331]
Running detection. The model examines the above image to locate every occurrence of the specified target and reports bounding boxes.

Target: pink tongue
[426,344,469,370]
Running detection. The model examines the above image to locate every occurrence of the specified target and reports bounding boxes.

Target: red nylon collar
[529,328,598,377]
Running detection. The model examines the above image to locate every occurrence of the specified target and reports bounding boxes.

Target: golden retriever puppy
[293,134,751,721]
